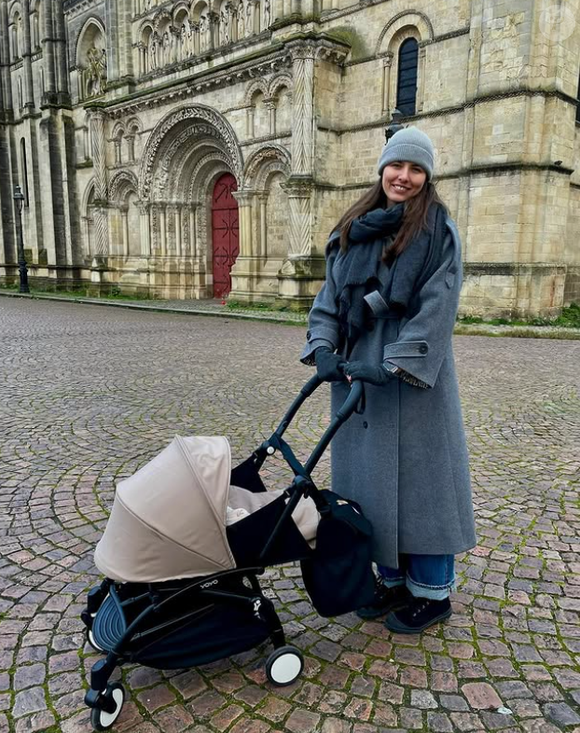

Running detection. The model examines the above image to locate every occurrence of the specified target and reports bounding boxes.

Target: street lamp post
[385,108,404,144]
[13,185,30,294]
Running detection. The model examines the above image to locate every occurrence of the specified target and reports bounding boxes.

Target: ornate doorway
[211,173,239,298]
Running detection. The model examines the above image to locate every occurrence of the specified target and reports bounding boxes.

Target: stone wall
[1,0,579,317]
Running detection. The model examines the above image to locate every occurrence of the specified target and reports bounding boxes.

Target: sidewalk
[1,289,579,338]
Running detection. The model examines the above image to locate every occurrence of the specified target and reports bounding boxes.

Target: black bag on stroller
[81,376,375,731]
[301,491,375,617]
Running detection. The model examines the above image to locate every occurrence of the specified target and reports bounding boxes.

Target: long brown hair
[333,178,448,265]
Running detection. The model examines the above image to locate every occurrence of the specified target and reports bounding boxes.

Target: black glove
[315,347,346,382]
[343,360,395,386]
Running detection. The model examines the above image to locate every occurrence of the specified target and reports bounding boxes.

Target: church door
[211,173,239,298]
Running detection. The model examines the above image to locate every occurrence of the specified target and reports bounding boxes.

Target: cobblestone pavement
[1,298,579,733]
[2,291,580,339]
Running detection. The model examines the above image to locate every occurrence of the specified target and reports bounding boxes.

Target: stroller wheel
[90,683,125,731]
[265,645,304,686]
[86,627,105,653]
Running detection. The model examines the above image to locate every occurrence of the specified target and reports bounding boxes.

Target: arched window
[396,38,418,117]
[31,12,40,48]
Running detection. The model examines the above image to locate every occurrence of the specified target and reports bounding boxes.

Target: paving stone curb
[1,290,579,339]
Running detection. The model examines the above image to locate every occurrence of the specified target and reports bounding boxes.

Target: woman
[301,127,476,634]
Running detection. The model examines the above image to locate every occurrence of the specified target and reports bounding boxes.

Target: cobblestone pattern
[0,299,579,733]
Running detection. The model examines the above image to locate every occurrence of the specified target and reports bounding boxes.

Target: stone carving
[179,24,188,59]
[182,214,190,252]
[109,170,139,205]
[167,206,176,250]
[162,31,170,64]
[288,43,316,175]
[287,190,312,256]
[140,107,244,200]
[84,44,107,97]
[199,14,209,51]
[188,151,231,200]
[150,33,158,69]
[237,2,245,39]
[158,124,222,196]
[220,7,229,45]
[150,205,158,251]
[245,1,253,36]
[243,144,291,188]
[263,0,270,28]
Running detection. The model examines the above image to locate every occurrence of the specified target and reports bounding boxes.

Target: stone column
[289,41,315,176]
[0,0,13,110]
[121,208,129,256]
[232,191,253,257]
[246,107,255,138]
[416,46,426,113]
[53,0,69,102]
[159,205,167,255]
[191,22,200,56]
[285,40,317,258]
[104,0,119,82]
[139,202,151,256]
[174,206,182,257]
[276,41,323,306]
[208,13,219,50]
[280,178,313,257]
[381,55,392,114]
[90,109,108,257]
[257,191,268,259]
[42,0,56,98]
[21,0,35,109]
[229,190,262,302]
[189,205,197,257]
[265,99,276,135]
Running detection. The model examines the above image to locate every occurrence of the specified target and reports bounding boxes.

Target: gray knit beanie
[377,126,435,180]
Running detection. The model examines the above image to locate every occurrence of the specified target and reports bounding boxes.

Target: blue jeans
[377,554,455,601]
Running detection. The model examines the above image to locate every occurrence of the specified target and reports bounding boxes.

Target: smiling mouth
[391,184,410,192]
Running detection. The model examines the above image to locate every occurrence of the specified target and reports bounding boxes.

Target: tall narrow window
[20,138,29,206]
[396,38,419,117]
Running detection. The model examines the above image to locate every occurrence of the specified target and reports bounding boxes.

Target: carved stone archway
[139,104,243,201]
[136,105,243,299]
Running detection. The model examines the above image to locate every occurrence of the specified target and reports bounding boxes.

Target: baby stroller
[81,376,374,731]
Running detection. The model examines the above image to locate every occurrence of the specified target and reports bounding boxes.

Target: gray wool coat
[301,217,476,569]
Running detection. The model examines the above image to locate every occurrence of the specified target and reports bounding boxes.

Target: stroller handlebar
[269,374,365,477]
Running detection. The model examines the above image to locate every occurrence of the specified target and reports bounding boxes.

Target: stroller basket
[82,376,374,731]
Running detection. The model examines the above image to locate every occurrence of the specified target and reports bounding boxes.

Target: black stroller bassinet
[81,376,375,731]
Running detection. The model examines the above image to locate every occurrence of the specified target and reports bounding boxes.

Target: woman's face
[382,161,427,205]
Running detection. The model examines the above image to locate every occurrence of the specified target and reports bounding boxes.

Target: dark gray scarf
[327,203,446,353]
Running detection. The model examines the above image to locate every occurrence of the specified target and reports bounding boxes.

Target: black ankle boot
[385,596,452,634]
[356,580,411,620]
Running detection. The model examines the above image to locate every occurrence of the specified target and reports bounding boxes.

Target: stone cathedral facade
[0,0,579,315]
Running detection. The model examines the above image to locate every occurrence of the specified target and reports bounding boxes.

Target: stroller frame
[82,375,364,730]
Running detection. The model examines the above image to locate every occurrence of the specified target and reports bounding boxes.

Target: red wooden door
[211,173,239,298]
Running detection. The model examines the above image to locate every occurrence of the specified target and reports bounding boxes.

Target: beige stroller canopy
[95,436,237,583]
[95,435,319,584]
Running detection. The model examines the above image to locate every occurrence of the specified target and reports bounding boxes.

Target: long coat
[301,217,476,568]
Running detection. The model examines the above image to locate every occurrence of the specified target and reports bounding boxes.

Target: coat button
[306,330,312,340]
[363,421,368,429]
[419,343,428,354]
